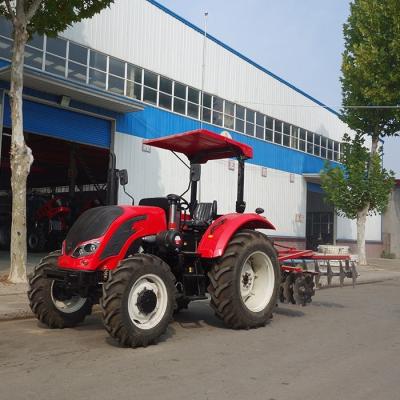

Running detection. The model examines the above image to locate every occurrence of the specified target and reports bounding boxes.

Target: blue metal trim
[146,0,339,117]
[0,78,121,120]
[3,94,111,148]
[116,105,336,175]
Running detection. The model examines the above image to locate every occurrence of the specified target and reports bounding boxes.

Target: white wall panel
[62,0,350,141]
[337,214,382,241]
[115,132,307,238]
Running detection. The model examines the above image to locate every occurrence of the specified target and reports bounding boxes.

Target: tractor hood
[64,206,124,255]
[60,205,167,271]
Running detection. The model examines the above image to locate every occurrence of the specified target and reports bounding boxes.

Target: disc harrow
[275,244,358,306]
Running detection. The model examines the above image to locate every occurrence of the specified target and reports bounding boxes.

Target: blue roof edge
[146,0,340,117]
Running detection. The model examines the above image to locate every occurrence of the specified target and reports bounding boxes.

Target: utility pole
[200,11,208,130]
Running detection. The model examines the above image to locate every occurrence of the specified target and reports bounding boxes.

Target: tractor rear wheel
[28,251,93,328]
[101,254,176,348]
[208,230,280,329]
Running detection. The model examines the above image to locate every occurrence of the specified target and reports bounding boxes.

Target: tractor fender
[197,213,276,258]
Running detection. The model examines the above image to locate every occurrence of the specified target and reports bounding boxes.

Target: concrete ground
[0,277,400,400]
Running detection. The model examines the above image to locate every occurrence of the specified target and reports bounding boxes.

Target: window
[143,70,157,89]
[69,42,87,65]
[0,16,12,38]
[274,120,282,145]
[265,117,273,141]
[109,57,125,78]
[126,65,142,100]
[282,123,290,147]
[159,76,172,110]
[44,37,67,77]
[327,139,333,160]
[89,50,107,71]
[201,93,212,123]
[174,82,186,115]
[314,134,321,157]
[235,105,245,133]
[108,57,125,94]
[306,131,314,154]
[0,37,12,60]
[320,136,327,158]
[299,129,306,151]
[127,64,142,83]
[88,50,107,88]
[245,109,255,136]
[187,87,199,119]
[46,37,66,58]
[89,68,106,89]
[291,126,299,149]
[255,113,264,139]
[108,75,124,95]
[28,34,44,50]
[68,61,87,83]
[25,46,43,70]
[224,101,235,130]
[333,141,340,161]
[212,96,223,126]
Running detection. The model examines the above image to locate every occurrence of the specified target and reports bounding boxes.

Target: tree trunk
[356,206,368,266]
[7,22,33,283]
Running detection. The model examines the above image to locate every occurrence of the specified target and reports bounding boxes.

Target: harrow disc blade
[293,274,315,306]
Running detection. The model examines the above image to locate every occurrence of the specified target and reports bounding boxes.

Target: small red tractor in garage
[28,129,356,348]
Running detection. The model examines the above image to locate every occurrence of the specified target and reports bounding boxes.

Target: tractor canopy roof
[144,129,253,164]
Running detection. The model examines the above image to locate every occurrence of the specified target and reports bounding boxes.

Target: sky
[157,0,399,176]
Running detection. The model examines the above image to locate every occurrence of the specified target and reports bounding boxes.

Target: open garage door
[0,96,117,253]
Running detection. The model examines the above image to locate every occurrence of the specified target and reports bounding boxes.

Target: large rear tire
[28,251,92,328]
[101,254,176,348]
[208,230,280,329]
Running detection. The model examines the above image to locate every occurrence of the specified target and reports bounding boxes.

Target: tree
[342,0,400,154]
[0,0,114,283]
[340,0,400,264]
[321,133,394,265]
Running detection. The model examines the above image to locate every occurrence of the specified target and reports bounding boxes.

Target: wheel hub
[136,288,157,315]
[239,251,275,313]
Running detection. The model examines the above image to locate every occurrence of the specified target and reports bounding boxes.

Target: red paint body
[58,205,166,271]
[197,213,276,258]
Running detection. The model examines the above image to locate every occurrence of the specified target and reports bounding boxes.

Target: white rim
[50,281,87,314]
[127,274,168,330]
[240,251,275,312]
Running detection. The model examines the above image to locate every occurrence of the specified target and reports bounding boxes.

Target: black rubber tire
[27,226,47,253]
[208,229,280,329]
[101,254,176,348]
[28,251,93,328]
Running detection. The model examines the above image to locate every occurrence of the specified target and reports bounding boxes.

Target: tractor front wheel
[101,254,176,348]
[28,252,93,328]
[208,230,280,329]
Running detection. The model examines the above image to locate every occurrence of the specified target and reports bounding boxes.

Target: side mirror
[190,164,201,182]
[119,169,128,186]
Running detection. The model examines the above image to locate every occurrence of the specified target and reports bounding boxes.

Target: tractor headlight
[72,241,100,258]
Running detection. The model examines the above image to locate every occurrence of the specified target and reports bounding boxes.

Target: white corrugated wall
[115,132,381,241]
[62,0,349,141]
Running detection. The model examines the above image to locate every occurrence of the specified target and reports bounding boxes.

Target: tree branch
[25,0,42,22]
[4,0,17,23]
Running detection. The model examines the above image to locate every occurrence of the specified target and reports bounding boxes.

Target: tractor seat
[188,201,217,228]
[138,197,169,217]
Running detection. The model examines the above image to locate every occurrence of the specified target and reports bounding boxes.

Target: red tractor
[29,129,347,347]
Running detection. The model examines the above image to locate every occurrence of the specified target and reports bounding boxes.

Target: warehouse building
[0,0,382,255]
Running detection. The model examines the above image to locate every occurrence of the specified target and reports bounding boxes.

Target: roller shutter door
[3,95,111,148]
